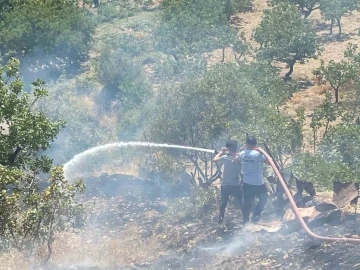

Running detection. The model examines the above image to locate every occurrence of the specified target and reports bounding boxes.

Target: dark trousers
[243,183,268,223]
[219,185,243,220]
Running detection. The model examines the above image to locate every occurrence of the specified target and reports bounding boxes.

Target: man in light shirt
[237,136,270,224]
[213,140,243,224]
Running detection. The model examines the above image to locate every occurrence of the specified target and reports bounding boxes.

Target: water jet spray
[63,141,360,244]
[63,141,216,180]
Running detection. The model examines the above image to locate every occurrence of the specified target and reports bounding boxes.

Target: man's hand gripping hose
[255,147,360,244]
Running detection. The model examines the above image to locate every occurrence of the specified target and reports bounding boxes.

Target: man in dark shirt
[213,140,243,224]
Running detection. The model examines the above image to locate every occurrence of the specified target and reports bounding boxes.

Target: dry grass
[0,250,28,270]
[97,161,141,178]
[238,0,268,43]
[48,225,160,268]
[0,225,161,270]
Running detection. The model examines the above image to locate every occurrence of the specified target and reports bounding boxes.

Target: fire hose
[256,147,360,244]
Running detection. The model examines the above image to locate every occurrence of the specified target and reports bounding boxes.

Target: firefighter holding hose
[237,136,270,224]
[213,140,243,224]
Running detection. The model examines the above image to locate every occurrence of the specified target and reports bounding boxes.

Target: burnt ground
[46,174,360,270]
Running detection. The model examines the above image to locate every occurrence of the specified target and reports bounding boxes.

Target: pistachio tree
[254,3,320,79]
[309,91,342,151]
[155,0,248,58]
[0,59,85,262]
[270,0,320,18]
[315,59,359,103]
[142,62,300,185]
[319,0,360,37]
[293,123,360,189]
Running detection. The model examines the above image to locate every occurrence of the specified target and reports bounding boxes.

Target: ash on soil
[65,174,360,270]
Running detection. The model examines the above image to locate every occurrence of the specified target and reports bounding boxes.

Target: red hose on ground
[256,147,360,244]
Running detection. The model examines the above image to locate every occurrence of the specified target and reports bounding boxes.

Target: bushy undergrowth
[96,1,142,23]
[164,188,218,224]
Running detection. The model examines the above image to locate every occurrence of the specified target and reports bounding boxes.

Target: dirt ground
[1,174,359,270]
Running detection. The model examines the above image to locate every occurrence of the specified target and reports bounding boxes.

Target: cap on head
[226,140,238,152]
[246,136,257,147]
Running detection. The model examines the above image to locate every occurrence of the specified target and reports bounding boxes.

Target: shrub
[164,188,218,224]
[0,59,85,263]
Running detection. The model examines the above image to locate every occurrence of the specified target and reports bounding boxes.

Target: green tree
[319,0,360,37]
[225,0,253,20]
[320,123,360,171]
[0,59,85,262]
[291,152,354,188]
[242,109,304,171]
[0,59,64,168]
[156,0,247,58]
[315,59,359,103]
[142,63,300,184]
[293,123,360,188]
[236,62,298,106]
[142,63,261,185]
[309,91,342,151]
[36,77,118,163]
[254,3,320,79]
[97,45,152,112]
[215,25,248,62]
[270,0,320,18]
[0,0,95,64]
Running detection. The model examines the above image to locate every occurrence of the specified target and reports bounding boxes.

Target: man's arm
[234,152,242,163]
[213,147,227,162]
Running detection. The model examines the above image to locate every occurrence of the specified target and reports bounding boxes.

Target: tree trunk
[285,60,296,80]
[204,154,208,183]
[335,87,339,103]
[336,17,342,38]
[323,120,330,139]
[225,0,231,21]
[330,17,334,34]
[222,48,225,62]
[313,128,316,153]
[277,146,284,171]
[304,9,312,18]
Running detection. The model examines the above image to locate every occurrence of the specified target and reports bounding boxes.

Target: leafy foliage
[0,166,85,260]
[96,1,140,23]
[144,63,262,147]
[235,62,298,106]
[309,91,342,151]
[321,123,360,168]
[153,54,208,81]
[270,0,320,17]
[143,63,300,177]
[254,3,320,79]
[0,0,95,63]
[0,59,85,261]
[315,58,359,103]
[155,0,247,57]
[293,123,360,187]
[36,77,118,163]
[239,109,304,170]
[224,0,253,20]
[0,58,64,170]
[319,0,360,36]
[97,34,152,111]
[164,188,218,224]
